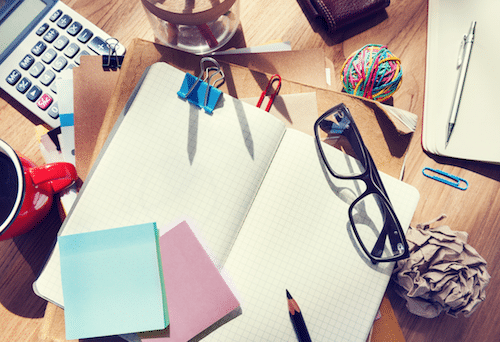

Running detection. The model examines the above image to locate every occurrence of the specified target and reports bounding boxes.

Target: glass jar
[141,0,240,55]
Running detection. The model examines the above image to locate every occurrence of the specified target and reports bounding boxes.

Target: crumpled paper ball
[392,214,491,318]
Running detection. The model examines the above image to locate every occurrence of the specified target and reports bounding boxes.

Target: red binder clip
[256,74,281,112]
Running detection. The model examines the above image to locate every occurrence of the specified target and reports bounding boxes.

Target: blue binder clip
[177,57,224,114]
[422,167,468,190]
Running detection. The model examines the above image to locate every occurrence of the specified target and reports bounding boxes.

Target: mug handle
[28,162,78,193]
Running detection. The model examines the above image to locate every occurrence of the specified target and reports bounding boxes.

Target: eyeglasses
[314,103,409,263]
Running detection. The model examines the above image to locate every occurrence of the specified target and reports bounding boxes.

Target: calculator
[0,0,125,128]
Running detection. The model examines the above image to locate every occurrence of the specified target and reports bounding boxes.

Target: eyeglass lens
[351,193,405,260]
[316,110,367,178]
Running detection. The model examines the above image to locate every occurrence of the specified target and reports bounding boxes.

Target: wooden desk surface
[1,0,499,341]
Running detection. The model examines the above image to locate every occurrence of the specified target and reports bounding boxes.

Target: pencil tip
[286,289,292,299]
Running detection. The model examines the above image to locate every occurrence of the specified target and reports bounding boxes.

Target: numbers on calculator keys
[40,70,56,86]
[2,3,124,125]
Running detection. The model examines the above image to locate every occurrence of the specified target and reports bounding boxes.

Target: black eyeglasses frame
[313,103,410,264]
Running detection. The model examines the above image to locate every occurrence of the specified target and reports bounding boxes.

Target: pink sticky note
[141,221,240,341]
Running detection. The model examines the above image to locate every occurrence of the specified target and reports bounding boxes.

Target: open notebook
[423,0,500,164]
[34,62,419,341]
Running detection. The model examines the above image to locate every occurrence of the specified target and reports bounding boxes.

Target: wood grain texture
[1,0,499,341]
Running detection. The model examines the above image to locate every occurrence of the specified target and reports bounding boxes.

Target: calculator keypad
[31,42,47,56]
[19,55,35,70]
[1,2,125,126]
[6,70,21,85]
[16,77,31,93]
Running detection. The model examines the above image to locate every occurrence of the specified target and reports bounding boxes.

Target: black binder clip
[102,38,124,69]
[177,57,225,114]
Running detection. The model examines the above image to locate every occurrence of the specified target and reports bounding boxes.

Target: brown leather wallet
[297,0,390,32]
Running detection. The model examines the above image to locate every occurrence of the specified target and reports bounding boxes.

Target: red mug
[0,139,77,241]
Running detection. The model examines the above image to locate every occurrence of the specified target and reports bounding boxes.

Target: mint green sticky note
[59,222,169,340]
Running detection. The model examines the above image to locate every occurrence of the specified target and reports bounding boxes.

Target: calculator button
[48,102,59,118]
[54,36,69,50]
[77,28,93,43]
[40,69,56,86]
[50,9,62,22]
[16,78,32,94]
[43,28,59,43]
[57,14,72,29]
[36,23,49,36]
[19,55,35,70]
[29,62,45,78]
[6,70,21,85]
[52,56,68,71]
[88,36,110,55]
[27,86,43,102]
[50,81,57,94]
[67,21,82,36]
[75,50,90,65]
[31,41,47,56]
[64,43,80,58]
[42,48,57,64]
[37,93,53,110]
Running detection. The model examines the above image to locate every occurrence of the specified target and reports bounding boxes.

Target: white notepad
[423,0,500,163]
[34,62,419,341]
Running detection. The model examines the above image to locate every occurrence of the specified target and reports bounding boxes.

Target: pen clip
[422,167,468,190]
[456,35,466,68]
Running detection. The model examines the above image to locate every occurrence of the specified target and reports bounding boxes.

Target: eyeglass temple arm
[339,121,401,258]
[365,153,406,258]
[328,105,408,261]
[371,220,402,258]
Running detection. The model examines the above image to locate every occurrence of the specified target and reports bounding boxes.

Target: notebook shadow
[136,306,242,342]
[191,306,243,341]
[231,97,255,160]
[186,95,255,163]
[187,105,199,165]
[269,95,293,125]
[0,204,61,318]
[425,152,500,182]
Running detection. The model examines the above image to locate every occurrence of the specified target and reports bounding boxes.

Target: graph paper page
[34,62,286,306]
[204,129,420,341]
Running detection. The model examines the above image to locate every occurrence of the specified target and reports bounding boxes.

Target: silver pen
[446,21,476,147]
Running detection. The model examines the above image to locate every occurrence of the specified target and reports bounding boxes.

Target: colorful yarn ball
[341,44,403,102]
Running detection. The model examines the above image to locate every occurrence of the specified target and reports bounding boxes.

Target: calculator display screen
[0,0,46,55]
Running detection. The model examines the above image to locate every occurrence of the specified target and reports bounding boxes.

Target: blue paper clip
[177,57,224,114]
[422,167,468,190]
